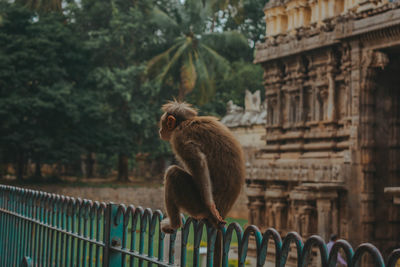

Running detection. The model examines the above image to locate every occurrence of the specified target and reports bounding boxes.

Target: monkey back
[171,116,246,217]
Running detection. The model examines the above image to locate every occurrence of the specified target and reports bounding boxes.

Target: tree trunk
[86,153,95,178]
[16,151,24,181]
[118,154,129,181]
[35,161,42,178]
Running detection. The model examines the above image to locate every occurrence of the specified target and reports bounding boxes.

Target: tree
[147,0,250,105]
[0,2,88,179]
[220,0,266,48]
[74,0,171,181]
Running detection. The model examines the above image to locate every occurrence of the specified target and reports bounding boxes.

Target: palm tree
[147,0,249,105]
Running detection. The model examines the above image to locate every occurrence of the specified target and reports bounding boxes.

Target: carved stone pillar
[315,188,340,241]
[265,185,288,232]
[290,186,316,238]
[360,50,388,241]
[326,50,337,122]
[246,182,266,227]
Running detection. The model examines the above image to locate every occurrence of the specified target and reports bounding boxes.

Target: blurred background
[0,0,264,195]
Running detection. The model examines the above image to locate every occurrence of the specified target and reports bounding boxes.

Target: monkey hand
[207,203,226,228]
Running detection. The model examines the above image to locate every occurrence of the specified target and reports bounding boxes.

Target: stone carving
[247,0,400,259]
[221,90,267,128]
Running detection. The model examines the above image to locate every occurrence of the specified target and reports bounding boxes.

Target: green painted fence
[1,184,400,267]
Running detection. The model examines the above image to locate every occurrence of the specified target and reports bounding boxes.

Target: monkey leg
[162,165,212,233]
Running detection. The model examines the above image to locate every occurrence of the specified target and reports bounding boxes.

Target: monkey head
[159,100,198,141]
[159,113,176,141]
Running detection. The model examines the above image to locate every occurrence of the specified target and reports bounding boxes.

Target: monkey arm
[176,141,214,208]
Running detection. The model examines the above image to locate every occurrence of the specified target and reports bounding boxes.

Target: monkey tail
[213,229,223,267]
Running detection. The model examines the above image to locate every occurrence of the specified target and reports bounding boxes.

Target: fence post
[103,203,124,267]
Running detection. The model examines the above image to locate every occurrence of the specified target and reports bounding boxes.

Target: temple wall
[254,0,400,256]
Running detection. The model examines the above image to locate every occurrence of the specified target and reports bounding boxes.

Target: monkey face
[159,113,176,141]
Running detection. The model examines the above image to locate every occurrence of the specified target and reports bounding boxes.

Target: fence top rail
[1,184,400,267]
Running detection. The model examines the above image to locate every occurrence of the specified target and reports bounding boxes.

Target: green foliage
[0,2,88,177]
[0,0,266,180]
[196,60,264,116]
[147,0,252,105]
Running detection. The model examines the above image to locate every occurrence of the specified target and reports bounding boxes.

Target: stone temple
[228,0,400,258]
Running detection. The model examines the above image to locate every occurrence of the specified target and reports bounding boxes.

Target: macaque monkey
[159,100,245,233]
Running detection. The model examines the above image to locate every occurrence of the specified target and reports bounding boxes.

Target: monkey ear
[167,115,176,130]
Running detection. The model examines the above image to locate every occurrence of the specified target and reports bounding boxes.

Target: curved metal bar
[115,204,126,226]
[239,225,262,267]
[193,220,206,267]
[280,232,303,267]
[124,204,136,226]
[299,235,328,267]
[222,222,243,267]
[257,228,282,267]
[83,199,92,219]
[327,239,354,267]
[351,243,385,267]
[152,210,166,263]
[90,201,99,218]
[181,216,198,266]
[74,198,83,216]
[387,248,400,267]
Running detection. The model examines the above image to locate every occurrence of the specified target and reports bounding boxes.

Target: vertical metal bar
[14,189,20,265]
[65,200,72,267]
[122,214,128,267]
[26,192,34,265]
[168,232,177,265]
[155,214,165,267]
[0,188,4,267]
[88,202,96,267]
[138,210,148,267]
[24,191,32,263]
[18,190,25,265]
[60,199,67,267]
[95,205,103,267]
[148,211,155,267]
[103,203,124,267]
[82,201,90,267]
[130,208,140,267]
[49,195,57,266]
[43,196,50,266]
[38,193,45,266]
[20,190,27,264]
[12,188,19,265]
[88,211,95,267]
[193,222,203,267]
[76,201,83,267]
[10,188,17,266]
[30,193,37,262]
[71,200,78,267]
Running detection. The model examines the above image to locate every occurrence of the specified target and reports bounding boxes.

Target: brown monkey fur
[159,100,245,234]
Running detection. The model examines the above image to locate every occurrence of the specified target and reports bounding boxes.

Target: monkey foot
[161,225,177,234]
[207,204,226,228]
[161,218,180,234]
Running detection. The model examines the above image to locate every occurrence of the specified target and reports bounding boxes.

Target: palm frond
[147,40,183,78]
[157,37,192,82]
[202,30,249,50]
[192,50,215,105]
[199,43,230,77]
[150,6,179,30]
[180,51,197,95]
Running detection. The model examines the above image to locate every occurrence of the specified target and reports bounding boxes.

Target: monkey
[158,100,245,234]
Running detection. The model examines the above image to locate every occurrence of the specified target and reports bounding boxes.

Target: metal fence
[0,184,400,267]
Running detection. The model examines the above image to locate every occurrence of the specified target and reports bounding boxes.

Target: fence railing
[0,184,400,267]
